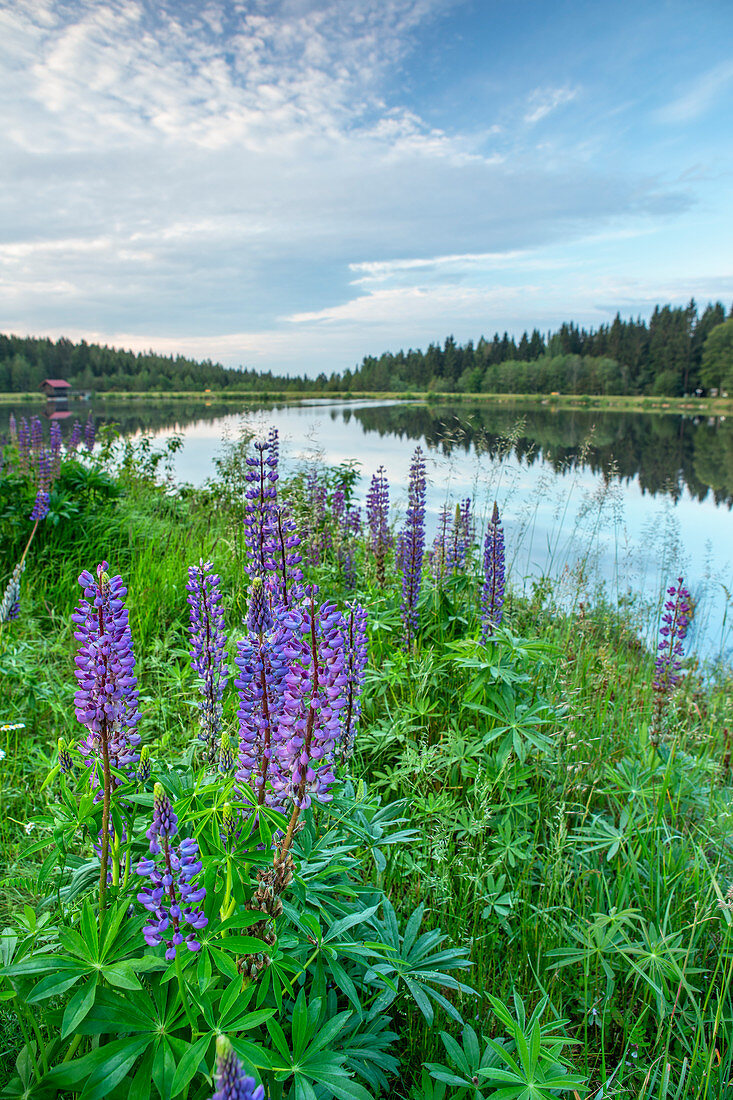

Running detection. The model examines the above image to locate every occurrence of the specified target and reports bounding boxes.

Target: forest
[1,300,732,397]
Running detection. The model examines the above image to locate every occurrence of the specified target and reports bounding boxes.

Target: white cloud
[656,60,733,124]
[524,86,578,125]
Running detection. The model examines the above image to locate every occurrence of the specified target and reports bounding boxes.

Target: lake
[4,396,733,663]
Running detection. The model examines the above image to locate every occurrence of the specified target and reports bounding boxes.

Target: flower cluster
[186,560,229,760]
[236,583,364,811]
[136,783,207,959]
[72,562,141,786]
[303,468,329,567]
[366,465,391,585]
[211,1035,264,1100]
[84,413,96,453]
[244,427,279,579]
[480,501,505,641]
[396,447,426,649]
[651,577,691,739]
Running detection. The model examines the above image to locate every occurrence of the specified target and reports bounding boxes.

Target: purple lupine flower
[236,580,295,809]
[396,447,426,650]
[72,562,141,786]
[366,465,392,586]
[186,560,229,761]
[303,468,329,567]
[30,489,50,523]
[652,578,691,734]
[17,418,30,471]
[58,738,74,775]
[270,587,348,809]
[84,413,96,453]
[0,561,25,625]
[30,417,43,454]
[243,428,279,579]
[450,498,473,573]
[481,501,505,641]
[211,1035,265,1100]
[8,413,17,442]
[68,419,82,452]
[136,783,207,959]
[341,602,368,761]
[270,504,303,608]
[50,421,63,477]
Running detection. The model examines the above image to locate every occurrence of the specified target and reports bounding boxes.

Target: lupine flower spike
[396,447,426,650]
[0,562,25,624]
[186,560,229,762]
[136,783,207,959]
[481,501,505,641]
[58,738,74,775]
[72,562,140,903]
[211,1035,265,1100]
[244,428,279,579]
[651,577,691,744]
[366,466,391,586]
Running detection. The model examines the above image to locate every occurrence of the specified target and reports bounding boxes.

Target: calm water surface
[4,397,733,662]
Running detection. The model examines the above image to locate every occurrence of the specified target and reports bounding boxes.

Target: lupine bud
[481,501,505,641]
[244,428,279,579]
[211,1035,265,1100]
[58,738,74,774]
[219,730,234,774]
[137,744,151,784]
[222,801,237,838]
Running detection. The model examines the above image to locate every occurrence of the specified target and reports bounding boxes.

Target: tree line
[2,299,733,396]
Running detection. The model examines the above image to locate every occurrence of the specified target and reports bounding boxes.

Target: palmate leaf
[363,899,474,1025]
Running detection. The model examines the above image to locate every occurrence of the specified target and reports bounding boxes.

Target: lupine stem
[175,950,198,1035]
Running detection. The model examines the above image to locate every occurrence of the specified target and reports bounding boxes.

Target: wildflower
[58,738,74,774]
[366,466,391,585]
[211,1035,264,1100]
[136,744,151,784]
[222,801,237,839]
[396,447,426,649]
[186,560,229,760]
[431,504,451,582]
[50,422,62,477]
[219,730,235,774]
[68,420,82,452]
[651,577,691,741]
[243,428,278,579]
[84,413,96,453]
[270,504,303,607]
[303,468,329,567]
[30,417,43,454]
[342,602,368,761]
[135,783,207,959]
[480,501,505,641]
[450,498,472,572]
[24,822,35,835]
[72,562,141,782]
[30,489,50,523]
[0,562,25,624]
[0,748,6,761]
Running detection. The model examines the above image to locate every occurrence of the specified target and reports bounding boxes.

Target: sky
[1,0,733,377]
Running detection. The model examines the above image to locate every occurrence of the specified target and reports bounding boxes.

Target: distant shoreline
[1,389,732,416]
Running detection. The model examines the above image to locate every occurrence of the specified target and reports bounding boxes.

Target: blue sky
[1,0,732,376]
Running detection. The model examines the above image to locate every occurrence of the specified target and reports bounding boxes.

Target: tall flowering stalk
[450,498,472,572]
[366,466,391,585]
[84,413,96,453]
[481,502,505,641]
[342,602,368,762]
[396,447,426,650]
[211,1035,265,1100]
[270,504,303,607]
[0,562,25,624]
[72,562,140,906]
[303,468,329,567]
[236,577,284,809]
[244,427,279,579]
[186,560,229,762]
[431,504,452,583]
[135,783,207,959]
[651,577,691,744]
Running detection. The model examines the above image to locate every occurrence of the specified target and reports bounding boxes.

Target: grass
[1,432,733,1098]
